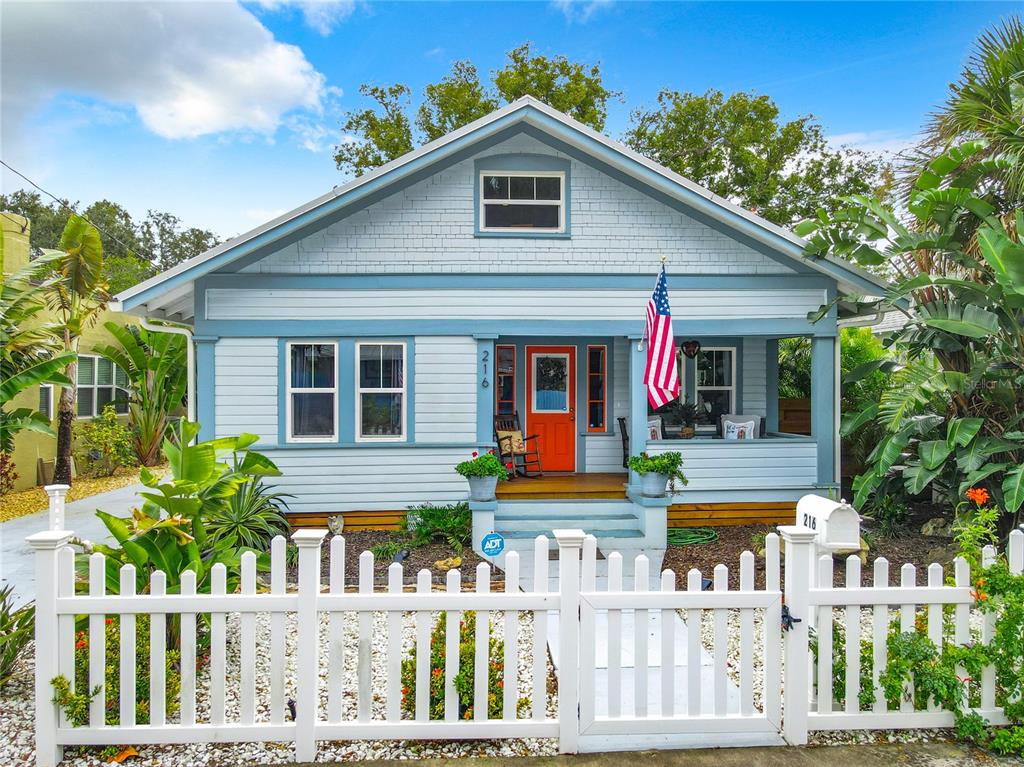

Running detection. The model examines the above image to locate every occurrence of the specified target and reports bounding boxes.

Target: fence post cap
[776,525,818,543]
[26,530,74,550]
[291,529,328,547]
[43,484,70,493]
[553,529,587,548]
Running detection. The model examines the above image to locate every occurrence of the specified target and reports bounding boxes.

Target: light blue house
[115,97,887,555]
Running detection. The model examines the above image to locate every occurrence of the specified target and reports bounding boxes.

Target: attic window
[480,172,564,232]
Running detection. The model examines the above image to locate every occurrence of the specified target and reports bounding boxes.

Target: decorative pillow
[497,430,526,453]
[724,420,757,440]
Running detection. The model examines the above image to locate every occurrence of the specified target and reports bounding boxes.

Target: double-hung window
[287,342,337,442]
[76,355,129,418]
[357,342,406,441]
[696,347,736,429]
[480,172,564,232]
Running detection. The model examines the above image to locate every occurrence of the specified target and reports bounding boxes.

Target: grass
[0,464,167,523]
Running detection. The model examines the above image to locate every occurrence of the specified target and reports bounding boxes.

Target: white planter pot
[468,475,499,502]
[640,472,670,498]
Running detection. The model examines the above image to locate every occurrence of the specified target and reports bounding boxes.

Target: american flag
[644,266,679,409]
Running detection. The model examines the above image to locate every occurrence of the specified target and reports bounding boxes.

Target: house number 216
[480,349,489,388]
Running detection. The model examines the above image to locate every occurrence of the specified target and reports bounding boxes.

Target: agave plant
[798,142,1024,532]
[93,321,187,466]
[204,479,292,552]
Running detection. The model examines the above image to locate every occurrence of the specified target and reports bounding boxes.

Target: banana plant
[799,142,1024,532]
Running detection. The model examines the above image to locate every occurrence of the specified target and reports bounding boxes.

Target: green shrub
[370,539,403,561]
[400,611,525,720]
[403,502,472,552]
[454,451,509,480]
[627,451,688,491]
[75,405,136,478]
[204,478,291,552]
[0,586,34,689]
[866,494,910,539]
[52,614,181,726]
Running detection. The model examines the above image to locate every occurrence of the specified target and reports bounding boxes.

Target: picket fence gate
[26,518,1024,766]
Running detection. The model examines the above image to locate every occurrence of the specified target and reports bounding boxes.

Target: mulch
[287,530,489,588]
[663,521,958,592]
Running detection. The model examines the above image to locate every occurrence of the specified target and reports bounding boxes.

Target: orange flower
[966,487,990,506]
[970,589,989,603]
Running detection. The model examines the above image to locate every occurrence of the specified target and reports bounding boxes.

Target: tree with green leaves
[798,142,1024,534]
[624,89,891,226]
[334,43,618,176]
[45,215,109,486]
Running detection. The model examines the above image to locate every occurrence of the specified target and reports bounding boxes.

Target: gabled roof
[115,96,891,321]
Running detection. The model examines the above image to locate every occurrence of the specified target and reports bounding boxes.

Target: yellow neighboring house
[2,212,138,491]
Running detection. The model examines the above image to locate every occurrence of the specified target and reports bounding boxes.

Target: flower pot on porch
[640,472,670,498]
[467,475,499,501]
[679,426,695,439]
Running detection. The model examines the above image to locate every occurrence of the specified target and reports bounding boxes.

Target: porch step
[502,529,644,540]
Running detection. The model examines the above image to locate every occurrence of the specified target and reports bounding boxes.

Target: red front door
[526,346,576,472]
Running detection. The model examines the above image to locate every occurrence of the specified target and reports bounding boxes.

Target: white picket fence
[25,518,1024,766]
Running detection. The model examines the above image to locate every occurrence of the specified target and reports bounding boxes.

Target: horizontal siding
[264,447,471,514]
[584,434,626,473]
[646,439,817,492]
[415,336,476,441]
[742,337,767,417]
[205,288,826,322]
[215,338,277,443]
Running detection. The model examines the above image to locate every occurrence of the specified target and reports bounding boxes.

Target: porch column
[810,335,837,486]
[475,336,497,447]
[765,338,779,432]
[629,335,646,491]
[195,337,217,442]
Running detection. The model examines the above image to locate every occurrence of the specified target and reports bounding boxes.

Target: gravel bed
[1,600,557,767]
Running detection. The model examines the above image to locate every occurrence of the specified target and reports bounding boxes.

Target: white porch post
[810,335,837,487]
[628,335,646,491]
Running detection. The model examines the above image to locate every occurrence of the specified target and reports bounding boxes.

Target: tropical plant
[864,494,910,539]
[627,450,689,489]
[798,142,1024,533]
[402,502,472,552]
[93,321,187,465]
[0,254,74,450]
[43,215,109,485]
[75,404,137,478]
[204,478,291,553]
[83,419,282,595]
[454,451,510,480]
[0,586,34,689]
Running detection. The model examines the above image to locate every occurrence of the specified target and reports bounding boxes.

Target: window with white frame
[286,342,337,442]
[357,342,405,440]
[39,384,53,420]
[695,347,735,430]
[76,355,129,418]
[480,172,564,232]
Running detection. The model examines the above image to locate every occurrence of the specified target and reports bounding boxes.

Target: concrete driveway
[0,482,145,607]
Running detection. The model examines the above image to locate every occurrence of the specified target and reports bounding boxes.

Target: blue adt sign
[480,532,505,557]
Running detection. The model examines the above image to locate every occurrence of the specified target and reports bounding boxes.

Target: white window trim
[530,351,571,414]
[479,170,565,233]
[355,341,407,443]
[75,354,129,419]
[695,346,736,432]
[285,340,338,443]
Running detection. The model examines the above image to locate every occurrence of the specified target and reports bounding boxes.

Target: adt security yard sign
[481,532,505,557]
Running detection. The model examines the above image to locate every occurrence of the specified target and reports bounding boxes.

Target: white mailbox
[797,494,861,554]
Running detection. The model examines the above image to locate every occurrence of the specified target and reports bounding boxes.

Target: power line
[0,158,159,264]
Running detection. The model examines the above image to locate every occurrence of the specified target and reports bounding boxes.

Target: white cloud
[1,1,330,142]
[828,130,919,159]
[251,0,356,36]
[550,0,612,23]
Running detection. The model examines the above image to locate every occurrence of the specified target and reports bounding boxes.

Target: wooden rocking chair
[494,411,543,479]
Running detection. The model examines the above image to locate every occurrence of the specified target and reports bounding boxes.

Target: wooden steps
[495,472,628,500]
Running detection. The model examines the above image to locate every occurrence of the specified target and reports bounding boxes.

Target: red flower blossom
[506,463,513,470]
[966,487,990,506]
[471,451,478,458]
[105,618,113,625]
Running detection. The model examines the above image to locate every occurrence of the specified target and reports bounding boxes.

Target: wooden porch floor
[496,472,628,500]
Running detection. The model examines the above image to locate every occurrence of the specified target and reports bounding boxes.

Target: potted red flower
[455,450,511,501]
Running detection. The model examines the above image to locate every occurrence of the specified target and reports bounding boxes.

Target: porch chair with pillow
[717,414,765,440]
[494,411,543,479]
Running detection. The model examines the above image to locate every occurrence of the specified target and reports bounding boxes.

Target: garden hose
[666,527,720,546]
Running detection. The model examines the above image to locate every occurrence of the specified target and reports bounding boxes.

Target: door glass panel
[533,355,568,411]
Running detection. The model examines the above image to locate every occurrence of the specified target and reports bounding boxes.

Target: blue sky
[1,1,1016,239]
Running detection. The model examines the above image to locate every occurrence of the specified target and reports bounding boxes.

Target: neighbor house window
[587,345,607,432]
[286,341,337,442]
[480,172,564,232]
[696,347,735,429]
[76,355,129,418]
[357,342,406,440]
[495,345,516,415]
[39,385,53,420]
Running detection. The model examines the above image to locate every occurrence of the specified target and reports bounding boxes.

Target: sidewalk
[0,482,144,607]
[292,743,1021,767]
